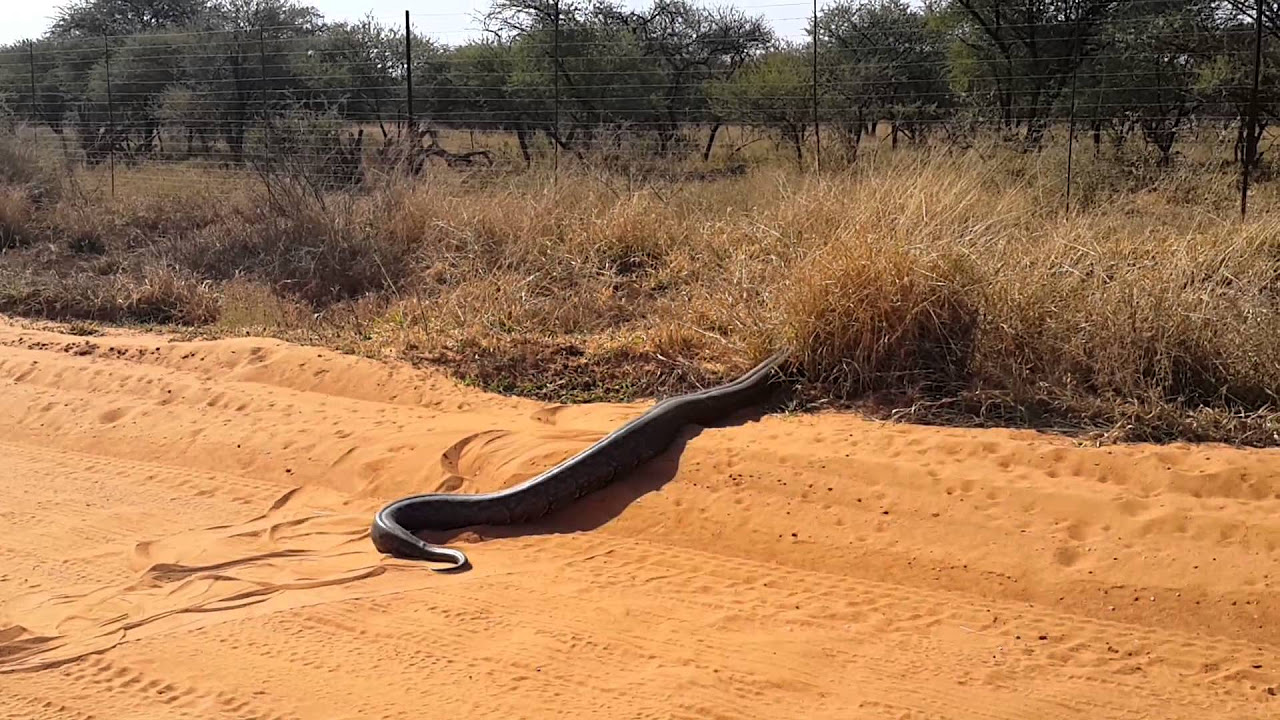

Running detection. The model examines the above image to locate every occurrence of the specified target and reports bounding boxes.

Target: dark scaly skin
[370,349,791,571]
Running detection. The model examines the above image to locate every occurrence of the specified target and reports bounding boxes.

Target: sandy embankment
[0,318,1277,718]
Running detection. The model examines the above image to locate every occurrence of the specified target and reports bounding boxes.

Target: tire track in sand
[2,318,1279,719]
[0,442,390,674]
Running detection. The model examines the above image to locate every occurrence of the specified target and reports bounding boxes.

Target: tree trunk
[1022,87,1047,150]
[702,121,722,162]
[226,122,246,165]
[142,120,158,155]
[1144,123,1177,167]
[1000,61,1014,133]
[515,127,532,168]
[1243,118,1265,171]
[850,113,864,163]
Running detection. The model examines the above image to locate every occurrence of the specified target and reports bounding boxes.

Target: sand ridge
[1,318,1278,717]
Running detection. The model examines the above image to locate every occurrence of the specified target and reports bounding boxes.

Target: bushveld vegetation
[0,0,1276,170]
[3,128,1279,446]
[1,0,1279,446]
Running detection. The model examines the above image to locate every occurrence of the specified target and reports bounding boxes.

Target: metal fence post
[27,41,38,123]
[103,34,116,199]
[405,10,415,132]
[258,27,269,175]
[812,0,820,173]
[1066,61,1078,213]
[553,0,561,183]
[1242,0,1265,219]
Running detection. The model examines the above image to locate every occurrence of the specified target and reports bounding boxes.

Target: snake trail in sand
[370,349,792,571]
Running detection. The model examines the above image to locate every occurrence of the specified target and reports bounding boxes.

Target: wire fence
[0,0,1273,215]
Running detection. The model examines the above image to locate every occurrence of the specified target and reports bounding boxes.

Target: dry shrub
[0,188,33,250]
[168,192,415,308]
[758,156,1005,396]
[216,279,312,332]
[781,239,980,396]
[375,177,693,337]
[0,129,62,203]
[43,202,112,255]
[110,186,240,246]
[0,130,63,250]
[737,157,1280,441]
[0,262,218,325]
[973,220,1280,414]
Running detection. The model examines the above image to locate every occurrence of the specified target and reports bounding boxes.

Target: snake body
[370,349,791,570]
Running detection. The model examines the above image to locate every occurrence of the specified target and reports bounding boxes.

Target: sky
[1,0,813,46]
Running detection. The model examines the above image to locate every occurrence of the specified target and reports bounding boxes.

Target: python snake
[370,349,791,571]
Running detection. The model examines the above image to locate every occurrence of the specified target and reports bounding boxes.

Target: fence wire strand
[0,0,1272,211]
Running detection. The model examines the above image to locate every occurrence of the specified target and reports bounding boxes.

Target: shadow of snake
[370,349,793,571]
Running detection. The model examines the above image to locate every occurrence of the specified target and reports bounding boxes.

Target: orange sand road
[1,318,1278,718]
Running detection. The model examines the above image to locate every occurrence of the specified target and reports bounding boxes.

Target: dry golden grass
[0,188,33,250]
[3,132,1279,444]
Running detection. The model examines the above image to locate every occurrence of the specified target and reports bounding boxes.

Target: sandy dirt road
[1,318,1278,719]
